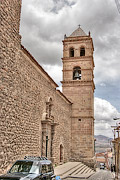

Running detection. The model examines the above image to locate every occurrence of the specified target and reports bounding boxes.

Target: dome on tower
[69,26,87,37]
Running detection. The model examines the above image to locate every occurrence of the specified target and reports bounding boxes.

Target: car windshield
[9,161,39,174]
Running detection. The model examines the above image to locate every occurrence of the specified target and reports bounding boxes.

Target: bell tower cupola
[61,26,95,167]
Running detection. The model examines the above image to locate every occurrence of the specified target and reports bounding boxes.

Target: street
[88,170,113,180]
[66,170,114,180]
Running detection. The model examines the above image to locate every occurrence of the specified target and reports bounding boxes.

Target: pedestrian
[111,164,113,172]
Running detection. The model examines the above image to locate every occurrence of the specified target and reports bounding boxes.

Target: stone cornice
[41,120,59,126]
[62,68,94,72]
[61,80,94,84]
[63,36,92,42]
[62,56,95,67]
[71,116,94,119]
[62,56,93,61]
[63,36,94,52]
[61,80,95,91]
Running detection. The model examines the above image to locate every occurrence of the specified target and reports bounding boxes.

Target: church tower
[62,27,95,166]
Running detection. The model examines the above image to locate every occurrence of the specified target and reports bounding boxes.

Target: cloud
[20,0,120,82]
[95,97,120,137]
[43,64,62,85]
[20,0,120,136]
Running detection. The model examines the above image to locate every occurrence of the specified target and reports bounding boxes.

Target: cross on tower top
[78,24,81,28]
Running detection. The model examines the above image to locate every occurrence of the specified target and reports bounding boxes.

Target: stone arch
[47,97,52,103]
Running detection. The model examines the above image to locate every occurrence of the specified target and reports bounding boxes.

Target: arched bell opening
[80,47,85,56]
[73,67,81,80]
[69,47,74,57]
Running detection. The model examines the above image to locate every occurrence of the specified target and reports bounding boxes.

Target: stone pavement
[54,162,95,179]
[88,170,113,180]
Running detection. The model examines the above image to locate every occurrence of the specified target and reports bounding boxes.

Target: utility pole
[116,127,120,179]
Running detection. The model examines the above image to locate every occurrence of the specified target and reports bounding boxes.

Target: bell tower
[62,27,95,166]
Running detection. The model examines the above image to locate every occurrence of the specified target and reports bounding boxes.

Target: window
[47,164,53,172]
[69,47,74,57]
[60,144,64,162]
[9,161,39,174]
[41,164,47,174]
[73,67,81,80]
[80,47,85,56]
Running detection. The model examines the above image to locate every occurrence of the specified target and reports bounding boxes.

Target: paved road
[88,170,113,180]
[65,170,114,180]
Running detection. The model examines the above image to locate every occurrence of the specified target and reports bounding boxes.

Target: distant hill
[95,135,113,143]
[95,135,113,153]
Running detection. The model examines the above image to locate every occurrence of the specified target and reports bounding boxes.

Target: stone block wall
[0,44,72,173]
[62,34,95,166]
[20,48,72,165]
[0,0,22,173]
[0,0,72,173]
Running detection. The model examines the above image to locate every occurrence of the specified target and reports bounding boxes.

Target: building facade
[0,0,95,174]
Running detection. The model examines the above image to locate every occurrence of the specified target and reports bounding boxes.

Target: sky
[20,0,120,138]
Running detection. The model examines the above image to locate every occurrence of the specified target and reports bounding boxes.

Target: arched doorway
[60,144,64,162]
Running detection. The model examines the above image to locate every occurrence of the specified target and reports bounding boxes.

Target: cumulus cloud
[43,64,62,85]
[95,97,120,137]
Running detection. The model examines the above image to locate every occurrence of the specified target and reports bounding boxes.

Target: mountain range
[95,135,113,153]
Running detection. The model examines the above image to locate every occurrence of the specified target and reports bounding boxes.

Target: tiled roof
[69,27,87,37]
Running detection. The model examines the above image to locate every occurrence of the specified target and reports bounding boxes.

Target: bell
[74,71,80,79]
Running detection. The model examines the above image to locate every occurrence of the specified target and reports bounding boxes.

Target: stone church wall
[0,0,71,174]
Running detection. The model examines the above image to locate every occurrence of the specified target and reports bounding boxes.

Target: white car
[100,163,105,169]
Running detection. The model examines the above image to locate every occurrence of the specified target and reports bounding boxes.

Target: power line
[115,0,120,13]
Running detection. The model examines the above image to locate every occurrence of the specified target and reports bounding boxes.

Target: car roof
[15,156,52,164]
